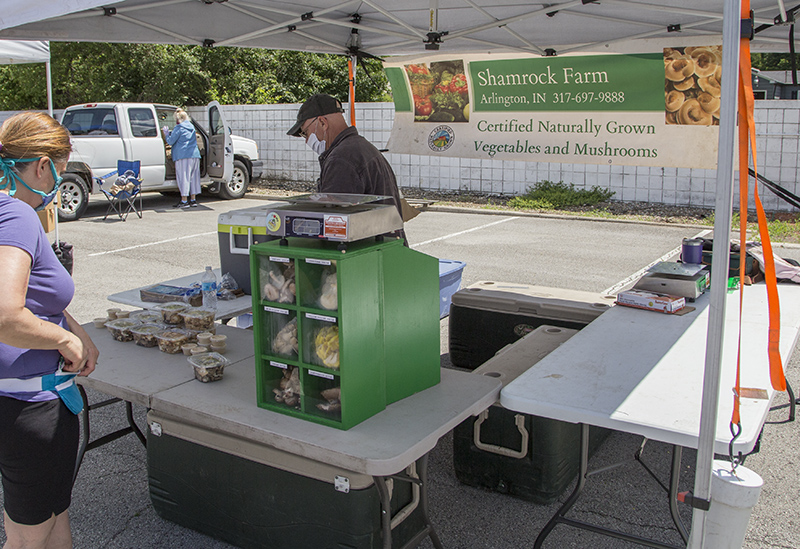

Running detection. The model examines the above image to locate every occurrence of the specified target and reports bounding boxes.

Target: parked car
[58,101,263,220]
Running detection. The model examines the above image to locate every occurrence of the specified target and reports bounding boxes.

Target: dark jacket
[317,126,406,243]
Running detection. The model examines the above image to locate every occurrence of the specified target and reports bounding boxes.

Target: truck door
[207,101,233,182]
[125,106,166,189]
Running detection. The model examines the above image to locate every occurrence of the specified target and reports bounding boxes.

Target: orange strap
[733,1,785,428]
[348,57,357,127]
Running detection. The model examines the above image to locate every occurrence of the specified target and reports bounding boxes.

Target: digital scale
[633,261,710,301]
[264,193,403,243]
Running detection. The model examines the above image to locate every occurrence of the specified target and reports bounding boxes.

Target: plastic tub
[180,307,216,331]
[156,303,190,325]
[188,352,229,382]
[129,323,166,348]
[439,259,466,318]
[129,309,164,325]
[105,319,142,342]
[155,329,190,354]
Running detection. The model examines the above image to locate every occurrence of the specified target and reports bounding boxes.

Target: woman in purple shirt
[0,112,98,549]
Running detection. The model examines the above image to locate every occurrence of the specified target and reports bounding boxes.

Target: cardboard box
[37,202,56,233]
[616,289,685,314]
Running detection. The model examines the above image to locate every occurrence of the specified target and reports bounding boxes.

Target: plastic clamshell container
[105,318,143,342]
[188,352,230,382]
[299,259,338,311]
[129,323,166,347]
[179,307,216,331]
[156,329,190,354]
[129,309,163,324]
[155,302,190,325]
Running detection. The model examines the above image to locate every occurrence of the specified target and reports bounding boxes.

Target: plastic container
[438,259,465,318]
[179,307,216,331]
[449,281,614,370]
[181,343,198,356]
[105,319,142,342]
[129,323,166,348]
[92,317,107,329]
[703,460,764,547]
[155,329,189,354]
[188,352,229,382]
[156,302,190,325]
[115,310,131,319]
[129,309,164,324]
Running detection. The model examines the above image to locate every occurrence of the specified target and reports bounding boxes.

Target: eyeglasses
[298,117,319,139]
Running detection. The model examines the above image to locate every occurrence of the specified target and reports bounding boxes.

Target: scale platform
[264,193,403,242]
[633,262,710,301]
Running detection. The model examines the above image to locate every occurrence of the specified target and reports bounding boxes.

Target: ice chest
[449,281,615,370]
[438,259,465,318]
[453,325,610,504]
[147,412,426,549]
[218,206,280,294]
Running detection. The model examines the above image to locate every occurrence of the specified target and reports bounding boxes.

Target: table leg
[373,453,444,549]
[74,386,147,481]
[534,424,685,549]
[668,445,689,544]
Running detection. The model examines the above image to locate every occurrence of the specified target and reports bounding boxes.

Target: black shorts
[0,396,79,525]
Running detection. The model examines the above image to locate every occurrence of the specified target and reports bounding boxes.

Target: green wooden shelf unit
[250,238,440,430]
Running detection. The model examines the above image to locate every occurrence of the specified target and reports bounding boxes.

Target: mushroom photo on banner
[664,46,721,126]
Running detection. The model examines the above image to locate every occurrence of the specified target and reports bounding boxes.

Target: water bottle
[201,266,218,311]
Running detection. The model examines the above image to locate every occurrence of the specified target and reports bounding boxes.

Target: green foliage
[508,180,615,210]
[750,53,800,71]
[0,42,389,110]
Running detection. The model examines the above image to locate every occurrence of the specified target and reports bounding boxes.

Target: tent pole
[349,54,356,127]
[45,60,53,117]
[688,0,740,546]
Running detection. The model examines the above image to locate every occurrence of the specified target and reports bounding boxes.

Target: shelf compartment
[298,258,338,311]
[257,255,296,305]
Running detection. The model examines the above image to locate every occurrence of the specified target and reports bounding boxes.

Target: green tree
[751,52,800,71]
[0,42,389,110]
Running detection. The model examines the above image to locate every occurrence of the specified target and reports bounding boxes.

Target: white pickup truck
[58,101,263,220]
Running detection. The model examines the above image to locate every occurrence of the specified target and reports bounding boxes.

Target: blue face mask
[0,157,62,211]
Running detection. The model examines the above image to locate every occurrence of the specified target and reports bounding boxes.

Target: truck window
[209,105,224,136]
[62,108,117,136]
[128,108,157,138]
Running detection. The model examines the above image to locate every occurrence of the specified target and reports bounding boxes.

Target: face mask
[306,132,327,156]
[0,157,62,211]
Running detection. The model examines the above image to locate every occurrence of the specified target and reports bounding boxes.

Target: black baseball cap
[287,94,345,137]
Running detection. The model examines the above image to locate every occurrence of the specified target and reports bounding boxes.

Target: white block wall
[2,101,796,212]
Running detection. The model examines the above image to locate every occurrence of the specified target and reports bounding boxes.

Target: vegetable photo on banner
[405,60,470,123]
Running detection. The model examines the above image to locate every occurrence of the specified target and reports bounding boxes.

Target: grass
[702,211,800,244]
[508,180,615,210]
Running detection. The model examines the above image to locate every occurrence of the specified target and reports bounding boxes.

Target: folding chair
[95,160,143,221]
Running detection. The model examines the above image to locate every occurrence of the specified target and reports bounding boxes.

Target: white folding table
[106,268,253,323]
[501,283,800,548]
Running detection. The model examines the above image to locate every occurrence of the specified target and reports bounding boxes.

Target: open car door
[207,101,233,182]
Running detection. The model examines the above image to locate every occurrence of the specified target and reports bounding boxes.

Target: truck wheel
[58,173,90,221]
[217,159,249,199]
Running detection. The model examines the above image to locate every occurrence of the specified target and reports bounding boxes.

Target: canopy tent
[0,0,797,56]
[0,1,792,546]
[0,39,53,115]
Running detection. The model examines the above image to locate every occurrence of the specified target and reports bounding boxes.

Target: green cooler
[217,206,280,294]
[147,412,426,549]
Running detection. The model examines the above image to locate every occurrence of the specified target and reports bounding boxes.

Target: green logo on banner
[468,54,663,112]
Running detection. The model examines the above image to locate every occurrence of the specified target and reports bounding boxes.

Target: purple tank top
[0,193,74,401]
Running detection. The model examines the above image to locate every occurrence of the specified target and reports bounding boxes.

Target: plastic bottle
[201,266,218,311]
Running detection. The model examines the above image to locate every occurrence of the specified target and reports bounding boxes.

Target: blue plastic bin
[439,259,466,318]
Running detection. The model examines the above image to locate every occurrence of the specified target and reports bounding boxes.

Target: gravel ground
[248,179,800,235]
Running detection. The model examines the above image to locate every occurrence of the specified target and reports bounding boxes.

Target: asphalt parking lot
[2,191,798,548]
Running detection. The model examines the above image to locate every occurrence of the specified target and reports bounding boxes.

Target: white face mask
[306,132,326,156]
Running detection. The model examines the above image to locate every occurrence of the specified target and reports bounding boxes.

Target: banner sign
[384,47,722,168]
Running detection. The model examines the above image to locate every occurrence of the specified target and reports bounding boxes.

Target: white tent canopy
[0,39,53,115]
[0,1,796,56]
[0,1,790,547]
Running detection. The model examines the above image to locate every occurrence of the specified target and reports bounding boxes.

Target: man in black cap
[288,94,406,244]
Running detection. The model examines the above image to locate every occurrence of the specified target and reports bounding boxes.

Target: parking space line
[601,228,712,296]
[88,231,217,257]
[411,217,520,249]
